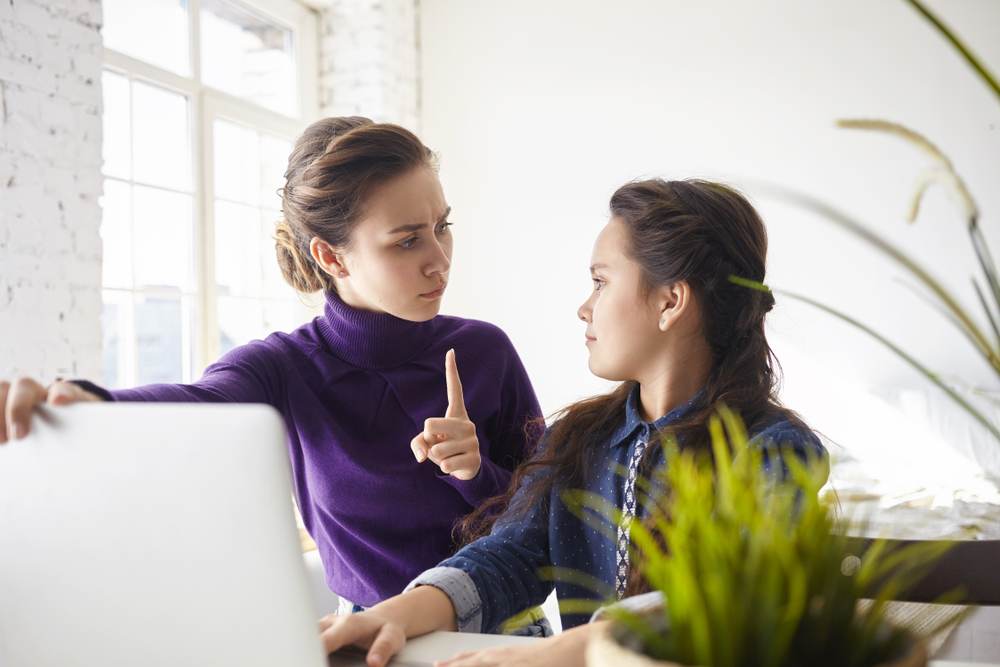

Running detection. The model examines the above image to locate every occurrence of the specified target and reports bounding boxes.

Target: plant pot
[585,619,928,667]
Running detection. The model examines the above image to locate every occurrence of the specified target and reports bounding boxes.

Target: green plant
[561,407,962,667]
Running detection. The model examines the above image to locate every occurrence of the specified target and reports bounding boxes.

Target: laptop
[0,402,327,667]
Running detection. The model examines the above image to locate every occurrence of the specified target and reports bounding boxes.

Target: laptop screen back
[0,403,327,667]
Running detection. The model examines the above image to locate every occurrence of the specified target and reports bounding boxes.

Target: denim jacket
[405,387,827,633]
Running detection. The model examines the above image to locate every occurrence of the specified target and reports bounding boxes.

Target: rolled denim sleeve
[416,447,556,634]
[405,567,484,633]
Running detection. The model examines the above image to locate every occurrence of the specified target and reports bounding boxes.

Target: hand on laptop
[1,378,101,443]
[320,611,406,667]
[320,586,458,667]
[410,349,482,481]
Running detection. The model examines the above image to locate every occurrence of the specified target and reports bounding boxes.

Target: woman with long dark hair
[319,178,826,667]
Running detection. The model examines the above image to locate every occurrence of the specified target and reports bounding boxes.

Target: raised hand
[1,378,102,443]
[410,349,481,481]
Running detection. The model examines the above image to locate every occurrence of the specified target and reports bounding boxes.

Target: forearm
[369,585,458,636]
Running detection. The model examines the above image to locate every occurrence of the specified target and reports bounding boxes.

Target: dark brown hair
[274,117,437,293]
[459,178,793,542]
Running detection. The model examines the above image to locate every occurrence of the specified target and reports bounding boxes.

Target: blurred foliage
[767,0,1000,444]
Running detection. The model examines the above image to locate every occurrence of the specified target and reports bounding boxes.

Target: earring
[660,319,664,324]
[339,271,345,276]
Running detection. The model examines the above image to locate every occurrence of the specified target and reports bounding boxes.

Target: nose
[578,297,592,323]
[424,235,451,276]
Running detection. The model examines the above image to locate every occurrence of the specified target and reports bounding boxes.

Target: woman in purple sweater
[0,117,543,613]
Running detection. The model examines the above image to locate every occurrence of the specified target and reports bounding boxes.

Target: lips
[420,283,447,299]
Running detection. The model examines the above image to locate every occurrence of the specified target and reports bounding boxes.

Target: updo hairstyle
[275,116,437,294]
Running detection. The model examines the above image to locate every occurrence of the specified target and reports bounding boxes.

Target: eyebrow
[590,263,609,273]
[388,207,451,235]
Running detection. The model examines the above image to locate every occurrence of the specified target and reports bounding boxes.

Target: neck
[636,336,713,424]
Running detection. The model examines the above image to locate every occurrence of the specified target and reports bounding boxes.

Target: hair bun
[760,289,775,314]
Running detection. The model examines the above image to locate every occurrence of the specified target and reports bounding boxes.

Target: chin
[396,301,441,322]
[587,357,629,383]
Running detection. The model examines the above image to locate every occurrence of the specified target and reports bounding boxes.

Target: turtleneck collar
[316,291,438,370]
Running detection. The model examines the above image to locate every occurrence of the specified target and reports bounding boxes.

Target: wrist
[372,586,458,637]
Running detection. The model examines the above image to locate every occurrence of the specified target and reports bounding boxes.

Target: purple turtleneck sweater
[89,292,542,606]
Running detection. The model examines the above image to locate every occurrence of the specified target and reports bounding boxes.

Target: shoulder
[748,414,826,461]
[435,315,517,351]
[434,315,526,381]
[213,319,326,372]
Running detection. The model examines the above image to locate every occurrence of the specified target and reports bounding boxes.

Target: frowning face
[332,166,453,321]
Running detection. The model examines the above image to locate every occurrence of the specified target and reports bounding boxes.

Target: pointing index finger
[444,349,467,419]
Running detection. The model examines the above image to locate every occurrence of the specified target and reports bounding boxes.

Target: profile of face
[312,166,452,322]
[578,216,674,382]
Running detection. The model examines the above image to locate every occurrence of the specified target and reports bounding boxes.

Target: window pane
[133,186,195,292]
[101,71,131,180]
[260,134,290,210]
[135,294,187,384]
[218,296,263,356]
[213,119,260,206]
[215,200,262,298]
[200,0,298,117]
[132,81,191,192]
[101,290,135,389]
[263,299,295,335]
[103,0,190,77]
[99,179,133,289]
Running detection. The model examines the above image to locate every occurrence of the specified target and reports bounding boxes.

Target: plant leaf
[903,0,1000,104]
[780,290,1000,444]
[754,183,999,373]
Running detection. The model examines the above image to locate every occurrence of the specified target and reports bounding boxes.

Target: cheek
[353,250,412,294]
[592,293,620,334]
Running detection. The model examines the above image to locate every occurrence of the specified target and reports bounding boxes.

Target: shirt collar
[608,384,705,449]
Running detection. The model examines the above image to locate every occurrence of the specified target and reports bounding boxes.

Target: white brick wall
[319,0,420,132]
[0,0,104,383]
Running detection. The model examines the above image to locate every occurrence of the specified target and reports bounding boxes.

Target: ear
[310,237,348,278]
[657,280,695,332]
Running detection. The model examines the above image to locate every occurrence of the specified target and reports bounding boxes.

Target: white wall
[319,0,420,131]
[420,0,1000,425]
[0,0,104,383]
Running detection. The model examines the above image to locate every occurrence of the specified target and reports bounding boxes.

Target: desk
[328,632,539,666]
[329,634,997,667]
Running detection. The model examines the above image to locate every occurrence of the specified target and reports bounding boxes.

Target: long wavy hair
[459,178,797,546]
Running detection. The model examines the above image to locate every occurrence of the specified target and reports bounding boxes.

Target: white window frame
[102,0,319,380]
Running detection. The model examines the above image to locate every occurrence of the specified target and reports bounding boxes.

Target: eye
[435,221,452,234]
[398,237,418,250]
[593,278,606,291]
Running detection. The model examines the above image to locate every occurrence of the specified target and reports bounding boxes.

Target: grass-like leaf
[903,0,1000,104]
[779,289,1000,444]
[753,184,999,374]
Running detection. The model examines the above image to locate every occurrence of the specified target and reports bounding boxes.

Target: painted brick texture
[320,0,420,131]
[0,0,104,383]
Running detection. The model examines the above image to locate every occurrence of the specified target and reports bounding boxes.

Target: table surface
[328,631,538,667]
[327,633,997,667]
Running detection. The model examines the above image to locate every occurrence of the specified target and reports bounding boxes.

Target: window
[99,0,319,388]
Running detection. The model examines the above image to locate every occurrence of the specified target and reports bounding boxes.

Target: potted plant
[564,406,962,667]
